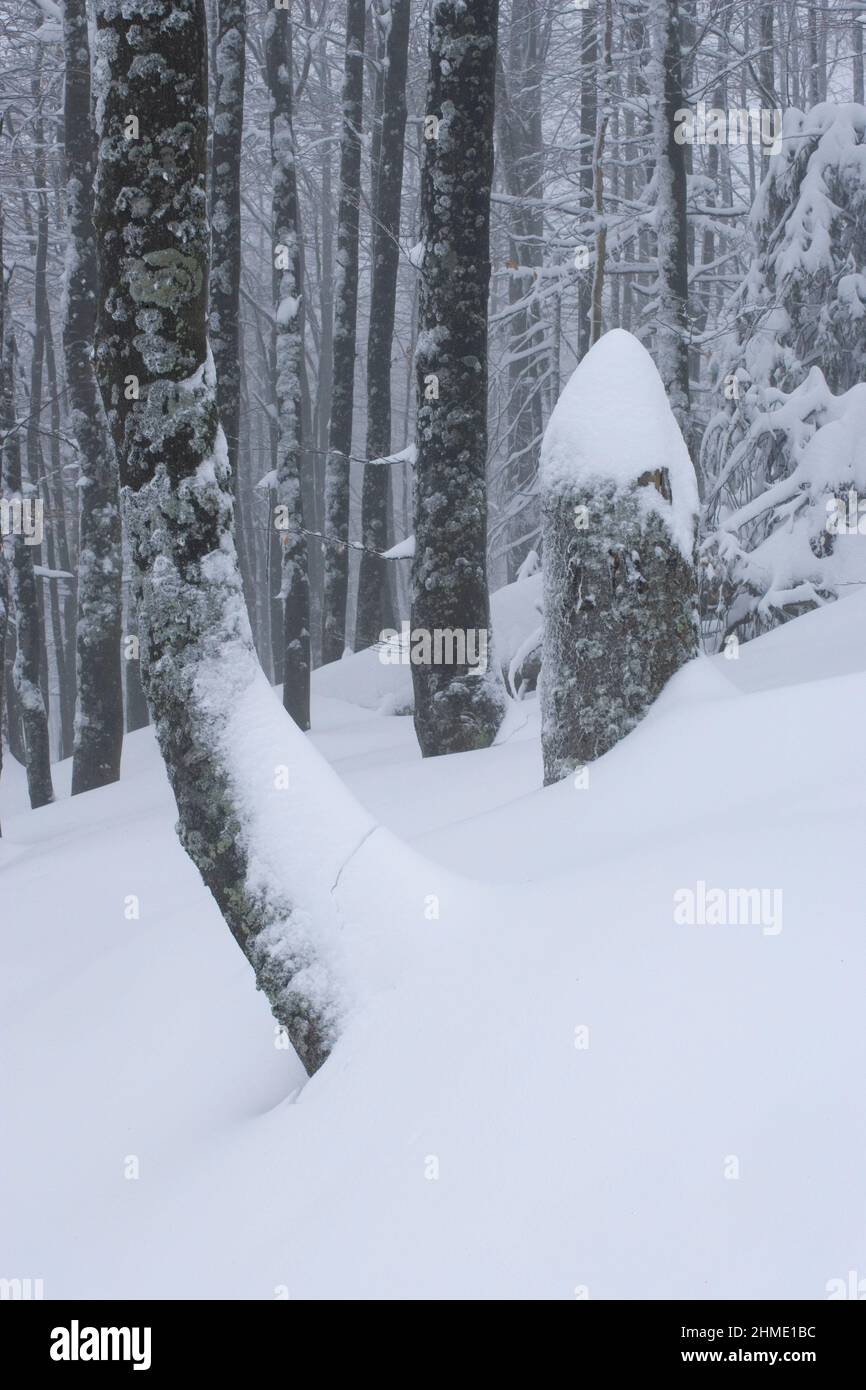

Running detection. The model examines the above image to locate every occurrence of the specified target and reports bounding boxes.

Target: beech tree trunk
[649,0,694,473]
[94,0,335,1071]
[411,0,506,756]
[354,0,410,650]
[1,312,54,811]
[265,7,310,728]
[210,0,255,634]
[321,0,365,664]
[64,0,125,796]
[0,209,6,833]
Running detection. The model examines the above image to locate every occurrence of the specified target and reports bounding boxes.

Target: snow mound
[540,328,699,559]
[3,597,866,1298]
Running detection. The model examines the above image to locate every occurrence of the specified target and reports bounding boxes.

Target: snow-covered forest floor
[3,593,866,1299]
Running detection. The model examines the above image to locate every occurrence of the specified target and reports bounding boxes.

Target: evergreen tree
[702,103,866,640]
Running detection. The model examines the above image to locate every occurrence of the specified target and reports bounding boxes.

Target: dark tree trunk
[42,313,77,759]
[210,0,255,633]
[94,0,337,1072]
[64,0,125,795]
[0,210,6,833]
[650,0,694,474]
[354,0,410,649]
[577,5,597,359]
[0,546,5,833]
[411,0,506,756]
[1,316,54,811]
[321,0,365,664]
[265,8,310,728]
[25,82,52,732]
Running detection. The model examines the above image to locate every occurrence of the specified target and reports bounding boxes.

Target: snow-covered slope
[2,595,865,1299]
[311,570,543,712]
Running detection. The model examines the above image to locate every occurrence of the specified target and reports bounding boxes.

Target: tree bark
[649,0,694,476]
[1,313,54,811]
[355,0,411,649]
[321,0,366,664]
[210,0,256,635]
[265,7,310,728]
[411,0,506,757]
[64,0,125,795]
[0,208,6,833]
[94,0,340,1073]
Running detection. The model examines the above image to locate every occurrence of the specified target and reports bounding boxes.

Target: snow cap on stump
[540,329,700,786]
[541,327,699,558]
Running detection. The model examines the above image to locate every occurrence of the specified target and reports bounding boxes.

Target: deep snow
[2,594,865,1299]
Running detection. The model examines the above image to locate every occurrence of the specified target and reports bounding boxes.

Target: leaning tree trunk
[648,0,694,475]
[265,6,310,728]
[540,330,699,785]
[64,0,125,796]
[321,0,365,665]
[411,0,506,756]
[93,0,339,1071]
[1,316,54,811]
[354,0,411,650]
[210,0,256,633]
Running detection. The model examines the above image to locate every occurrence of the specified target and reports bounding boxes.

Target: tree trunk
[321,0,365,664]
[540,331,699,785]
[25,77,53,733]
[210,0,256,633]
[0,209,6,834]
[494,0,546,581]
[649,0,694,477]
[590,0,613,345]
[43,313,77,759]
[411,0,506,757]
[64,0,125,795]
[355,0,411,649]
[94,0,344,1072]
[266,7,310,728]
[1,315,54,811]
[577,5,597,358]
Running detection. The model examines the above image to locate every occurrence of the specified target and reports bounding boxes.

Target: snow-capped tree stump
[540,329,700,786]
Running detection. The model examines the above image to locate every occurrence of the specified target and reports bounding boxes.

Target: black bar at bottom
[2,1298,864,1374]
